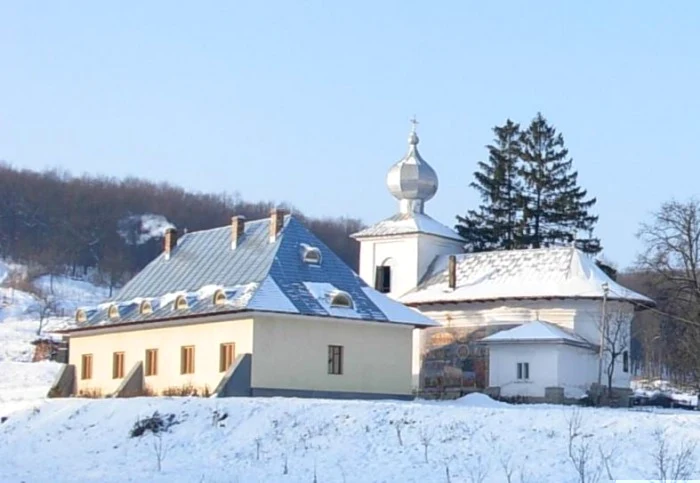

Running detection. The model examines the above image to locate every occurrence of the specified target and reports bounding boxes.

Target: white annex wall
[488,343,559,398]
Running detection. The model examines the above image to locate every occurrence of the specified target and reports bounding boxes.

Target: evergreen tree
[519,113,600,253]
[456,120,524,251]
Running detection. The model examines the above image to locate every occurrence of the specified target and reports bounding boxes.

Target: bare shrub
[152,431,168,472]
[390,418,410,446]
[77,387,103,399]
[419,425,432,463]
[652,427,696,481]
[161,383,210,397]
[566,408,601,483]
[255,437,262,460]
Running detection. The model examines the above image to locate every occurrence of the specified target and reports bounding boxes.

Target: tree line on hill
[0,163,363,293]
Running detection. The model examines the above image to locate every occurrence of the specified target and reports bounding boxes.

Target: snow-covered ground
[1,394,699,482]
[0,263,110,416]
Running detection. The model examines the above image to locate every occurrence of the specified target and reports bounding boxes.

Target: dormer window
[330,291,353,309]
[108,305,119,320]
[300,243,322,265]
[140,300,153,315]
[174,295,188,310]
[213,290,227,306]
[76,309,87,324]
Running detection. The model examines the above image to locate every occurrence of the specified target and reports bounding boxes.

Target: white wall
[488,343,559,398]
[358,235,420,299]
[252,314,414,395]
[556,345,598,397]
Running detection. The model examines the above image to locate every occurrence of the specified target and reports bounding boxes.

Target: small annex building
[57,210,435,400]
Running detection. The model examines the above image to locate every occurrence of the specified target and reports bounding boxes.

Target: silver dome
[386,123,438,214]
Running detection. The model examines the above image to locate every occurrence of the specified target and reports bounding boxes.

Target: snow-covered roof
[481,320,595,348]
[70,215,436,331]
[400,246,654,306]
[351,212,465,242]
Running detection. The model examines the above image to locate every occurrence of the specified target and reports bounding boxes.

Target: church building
[352,123,653,401]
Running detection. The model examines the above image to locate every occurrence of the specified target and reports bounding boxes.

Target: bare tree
[637,198,700,388]
[419,425,432,463]
[28,285,59,335]
[598,309,631,398]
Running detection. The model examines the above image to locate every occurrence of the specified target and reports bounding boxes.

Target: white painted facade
[357,233,463,300]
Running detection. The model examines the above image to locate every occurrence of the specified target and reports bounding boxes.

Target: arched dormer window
[76,309,87,324]
[174,295,188,310]
[213,290,227,306]
[108,305,119,320]
[140,300,153,315]
[330,291,353,309]
[300,243,322,265]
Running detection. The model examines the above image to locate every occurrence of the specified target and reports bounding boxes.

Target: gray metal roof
[73,215,436,330]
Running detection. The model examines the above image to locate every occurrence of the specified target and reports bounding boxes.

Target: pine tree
[456,119,524,251]
[519,113,599,253]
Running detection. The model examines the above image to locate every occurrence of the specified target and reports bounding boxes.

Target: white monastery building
[352,123,654,400]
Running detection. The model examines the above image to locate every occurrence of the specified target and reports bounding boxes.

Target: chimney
[448,255,456,290]
[164,228,178,260]
[231,215,246,249]
[269,208,285,242]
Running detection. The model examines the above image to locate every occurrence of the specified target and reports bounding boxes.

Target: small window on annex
[328,345,343,375]
[517,362,530,380]
[623,350,629,373]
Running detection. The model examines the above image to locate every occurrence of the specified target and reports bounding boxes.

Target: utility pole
[597,282,610,390]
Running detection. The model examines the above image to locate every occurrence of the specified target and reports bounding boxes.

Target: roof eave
[403,294,656,309]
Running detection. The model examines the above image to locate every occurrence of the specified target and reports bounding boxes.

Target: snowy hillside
[1,394,699,482]
[0,260,110,413]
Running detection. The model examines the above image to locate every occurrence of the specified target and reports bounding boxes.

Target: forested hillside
[0,163,364,292]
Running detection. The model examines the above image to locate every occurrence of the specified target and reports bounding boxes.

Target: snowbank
[453,392,509,408]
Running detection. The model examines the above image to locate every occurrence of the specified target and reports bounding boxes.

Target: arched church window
[375,258,393,293]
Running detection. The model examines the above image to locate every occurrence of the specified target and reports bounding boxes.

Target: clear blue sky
[1,1,698,270]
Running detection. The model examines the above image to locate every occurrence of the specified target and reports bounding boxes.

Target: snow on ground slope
[0,269,110,414]
[1,395,699,483]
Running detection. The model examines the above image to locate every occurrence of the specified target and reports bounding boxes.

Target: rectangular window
[220,343,236,372]
[328,345,343,375]
[81,354,93,380]
[374,266,391,293]
[181,346,195,374]
[623,350,629,373]
[517,362,530,380]
[145,349,158,376]
[112,352,125,379]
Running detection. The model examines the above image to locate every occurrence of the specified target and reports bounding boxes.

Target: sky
[1,1,699,270]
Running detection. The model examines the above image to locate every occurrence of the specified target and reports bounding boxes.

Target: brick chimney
[448,255,457,290]
[269,208,285,242]
[164,228,177,260]
[231,215,246,249]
